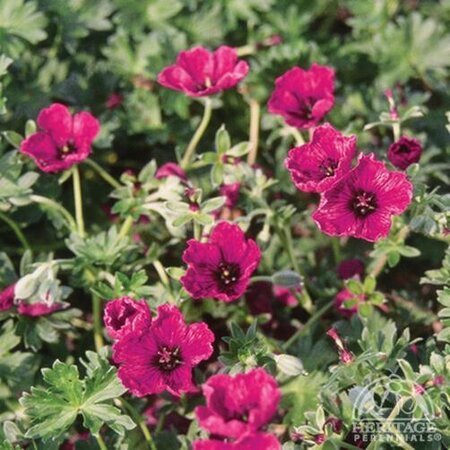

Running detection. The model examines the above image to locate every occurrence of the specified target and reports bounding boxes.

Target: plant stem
[0,211,30,250]
[250,275,273,283]
[118,215,134,239]
[153,260,169,286]
[392,121,401,142]
[95,434,107,450]
[92,293,104,352]
[121,398,157,450]
[282,299,334,351]
[369,225,410,277]
[85,158,121,189]
[367,396,414,450]
[331,238,341,264]
[247,98,260,165]
[181,98,213,169]
[31,194,77,231]
[289,127,305,146]
[282,225,313,310]
[193,221,201,241]
[72,166,85,237]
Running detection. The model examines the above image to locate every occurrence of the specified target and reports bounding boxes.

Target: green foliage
[20,351,135,443]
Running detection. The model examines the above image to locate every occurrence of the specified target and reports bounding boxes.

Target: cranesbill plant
[0,3,449,450]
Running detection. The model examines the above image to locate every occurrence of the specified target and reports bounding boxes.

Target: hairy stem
[181,98,213,169]
[247,98,261,165]
[85,158,121,189]
[282,300,334,351]
[121,398,157,450]
[0,211,30,250]
[95,434,107,450]
[72,166,85,237]
[118,215,134,240]
[31,194,77,231]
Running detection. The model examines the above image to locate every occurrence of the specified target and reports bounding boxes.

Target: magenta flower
[181,222,261,302]
[285,124,356,193]
[0,284,15,312]
[17,302,65,317]
[20,103,100,173]
[195,368,280,439]
[335,288,364,319]
[103,297,151,340]
[312,154,413,242]
[337,258,364,280]
[105,93,124,110]
[113,304,214,396]
[193,433,281,450]
[155,162,188,182]
[387,136,422,170]
[220,183,241,208]
[158,46,249,97]
[268,64,335,129]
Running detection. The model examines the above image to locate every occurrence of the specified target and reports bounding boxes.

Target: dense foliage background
[0,1,449,449]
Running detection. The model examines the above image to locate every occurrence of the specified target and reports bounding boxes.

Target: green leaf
[363,275,376,294]
[215,125,231,155]
[2,131,23,149]
[20,353,135,442]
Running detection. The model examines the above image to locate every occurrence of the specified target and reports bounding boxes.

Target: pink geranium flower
[20,103,100,173]
[285,124,356,192]
[312,154,413,242]
[113,304,214,397]
[387,136,422,170]
[158,46,249,97]
[181,222,261,302]
[155,162,188,182]
[337,259,365,280]
[268,64,335,129]
[0,284,15,312]
[193,433,281,450]
[17,302,65,317]
[334,288,365,318]
[220,183,241,208]
[195,368,280,439]
[103,297,152,340]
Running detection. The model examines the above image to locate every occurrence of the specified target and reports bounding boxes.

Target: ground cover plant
[0,1,449,449]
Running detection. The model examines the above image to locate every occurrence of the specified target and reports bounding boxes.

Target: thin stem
[85,158,121,189]
[369,225,410,277]
[282,225,313,311]
[193,221,201,241]
[118,215,134,239]
[289,127,305,146]
[0,211,30,250]
[95,434,107,450]
[31,194,77,231]
[153,260,169,286]
[282,300,334,351]
[121,398,157,450]
[331,238,341,264]
[392,121,401,142]
[72,166,85,237]
[366,396,414,450]
[247,99,260,165]
[92,294,104,352]
[181,98,213,169]
[251,275,273,283]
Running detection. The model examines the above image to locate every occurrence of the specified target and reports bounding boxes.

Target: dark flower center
[350,190,377,217]
[319,158,338,177]
[110,305,135,330]
[154,346,183,372]
[215,262,240,290]
[58,141,77,159]
[294,96,315,120]
[396,144,411,154]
